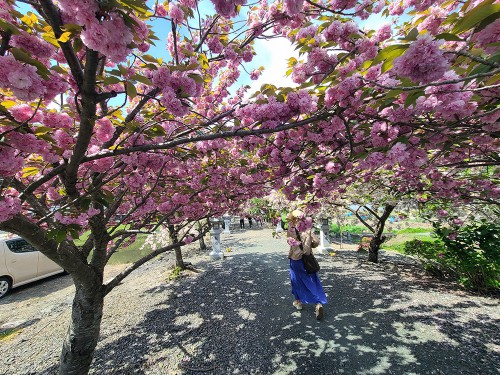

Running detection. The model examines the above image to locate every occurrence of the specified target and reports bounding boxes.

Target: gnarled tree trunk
[368,204,396,263]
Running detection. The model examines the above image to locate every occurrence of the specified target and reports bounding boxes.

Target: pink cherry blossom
[284,0,304,16]
[393,35,449,83]
[169,3,185,24]
[0,55,46,101]
[0,146,24,177]
[0,189,22,223]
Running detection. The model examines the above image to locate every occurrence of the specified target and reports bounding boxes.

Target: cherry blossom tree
[0,0,498,373]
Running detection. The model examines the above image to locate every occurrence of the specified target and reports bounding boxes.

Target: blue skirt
[289,259,327,304]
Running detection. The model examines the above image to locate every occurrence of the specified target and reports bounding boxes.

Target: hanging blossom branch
[82,110,332,162]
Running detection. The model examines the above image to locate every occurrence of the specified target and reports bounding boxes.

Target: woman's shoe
[315,304,324,320]
[292,300,303,310]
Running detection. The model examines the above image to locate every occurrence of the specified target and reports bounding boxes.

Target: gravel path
[1,227,499,374]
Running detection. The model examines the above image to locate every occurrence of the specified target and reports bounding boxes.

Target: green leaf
[103,76,122,85]
[405,28,419,41]
[435,33,464,42]
[41,32,60,48]
[198,53,209,69]
[0,100,17,109]
[51,65,67,74]
[148,124,167,136]
[34,126,54,135]
[56,229,67,244]
[0,19,21,34]
[118,65,129,76]
[404,90,424,108]
[10,48,51,79]
[57,31,73,43]
[169,63,199,72]
[60,23,83,33]
[22,167,39,178]
[141,54,158,63]
[371,44,409,67]
[475,11,500,32]
[187,73,204,84]
[116,0,149,14]
[126,83,137,99]
[132,74,153,85]
[453,1,500,34]
[381,58,394,73]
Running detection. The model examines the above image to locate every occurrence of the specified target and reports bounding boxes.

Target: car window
[5,239,37,253]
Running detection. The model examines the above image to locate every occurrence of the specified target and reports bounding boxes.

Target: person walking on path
[240,216,245,229]
[248,216,253,228]
[287,210,327,320]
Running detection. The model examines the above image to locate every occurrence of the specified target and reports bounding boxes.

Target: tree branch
[103,229,207,295]
[38,0,84,87]
[84,110,332,162]
[65,48,99,198]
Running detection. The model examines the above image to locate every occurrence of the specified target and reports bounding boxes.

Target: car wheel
[0,277,12,298]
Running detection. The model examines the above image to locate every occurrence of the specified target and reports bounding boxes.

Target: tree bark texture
[59,282,104,375]
[168,224,185,269]
[368,204,396,263]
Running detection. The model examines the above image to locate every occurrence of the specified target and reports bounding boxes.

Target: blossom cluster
[0,189,21,223]
[0,55,46,101]
[57,0,148,63]
[151,67,204,117]
[393,35,449,84]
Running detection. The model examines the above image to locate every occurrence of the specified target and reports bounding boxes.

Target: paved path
[1,227,499,374]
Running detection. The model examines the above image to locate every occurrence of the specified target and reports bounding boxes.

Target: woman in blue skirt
[287,210,327,320]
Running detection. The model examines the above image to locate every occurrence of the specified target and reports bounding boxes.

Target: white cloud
[245,36,300,97]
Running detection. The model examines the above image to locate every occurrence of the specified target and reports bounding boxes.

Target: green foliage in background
[329,224,367,234]
[404,222,500,291]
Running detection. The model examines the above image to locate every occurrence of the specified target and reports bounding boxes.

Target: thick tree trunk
[59,283,104,375]
[367,204,396,263]
[368,235,385,263]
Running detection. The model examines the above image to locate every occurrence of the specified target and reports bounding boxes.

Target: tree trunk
[198,236,206,251]
[59,283,104,375]
[198,221,207,251]
[368,235,385,263]
[367,204,396,263]
[174,246,185,269]
[168,224,185,269]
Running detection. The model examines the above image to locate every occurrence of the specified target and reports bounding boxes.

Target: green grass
[383,232,435,254]
[330,224,367,234]
[396,227,432,234]
[73,226,155,265]
[0,328,20,341]
[107,235,153,265]
[168,266,182,280]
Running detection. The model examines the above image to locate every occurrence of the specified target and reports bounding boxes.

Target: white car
[0,233,64,298]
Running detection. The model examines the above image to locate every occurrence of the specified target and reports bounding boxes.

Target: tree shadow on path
[91,235,500,374]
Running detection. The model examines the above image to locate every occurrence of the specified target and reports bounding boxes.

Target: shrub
[404,222,500,291]
[404,240,451,277]
[434,222,500,291]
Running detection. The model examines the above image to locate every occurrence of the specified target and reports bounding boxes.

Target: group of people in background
[239,216,263,229]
